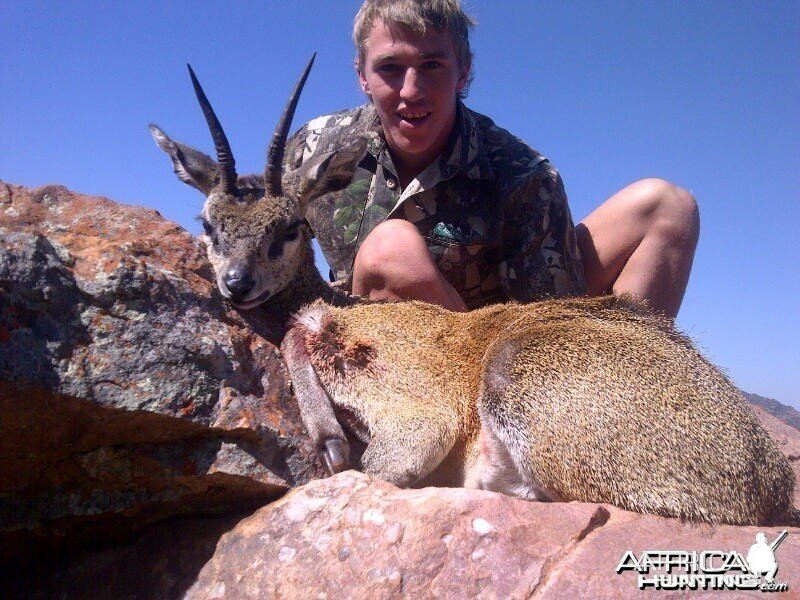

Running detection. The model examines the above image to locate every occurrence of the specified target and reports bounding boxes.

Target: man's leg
[352,219,467,311]
[576,178,699,319]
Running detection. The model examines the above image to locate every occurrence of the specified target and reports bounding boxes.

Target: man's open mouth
[398,111,431,125]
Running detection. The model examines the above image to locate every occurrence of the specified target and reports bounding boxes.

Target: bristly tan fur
[291,297,794,525]
[152,61,796,526]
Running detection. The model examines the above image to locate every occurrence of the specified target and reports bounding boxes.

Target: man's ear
[295,135,370,214]
[455,60,470,94]
[149,124,219,195]
[357,66,371,96]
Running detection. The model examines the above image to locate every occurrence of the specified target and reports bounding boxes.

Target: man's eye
[377,63,401,73]
[422,60,442,69]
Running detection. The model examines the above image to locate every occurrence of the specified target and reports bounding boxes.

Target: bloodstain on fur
[306,315,376,375]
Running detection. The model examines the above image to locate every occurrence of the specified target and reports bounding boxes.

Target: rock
[2,181,798,597]
[752,404,800,507]
[0,182,324,560]
[182,471,798,599]
[187,471,610,599]
[746,391,800,432]
[8,511,249,600]
[535,508,800,599]
[14,466,800,599]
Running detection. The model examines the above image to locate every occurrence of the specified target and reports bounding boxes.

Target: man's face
[358,20,469,177]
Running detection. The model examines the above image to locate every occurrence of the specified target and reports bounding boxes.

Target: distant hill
[745,391,800,431]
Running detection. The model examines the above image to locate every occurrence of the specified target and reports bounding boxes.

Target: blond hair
[353,0,476,97]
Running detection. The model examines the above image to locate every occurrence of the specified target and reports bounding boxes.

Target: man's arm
[499,163,587,301]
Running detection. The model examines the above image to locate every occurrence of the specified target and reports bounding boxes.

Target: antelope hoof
[322,438,350,475]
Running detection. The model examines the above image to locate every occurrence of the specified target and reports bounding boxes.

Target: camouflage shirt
[283,102,586,309]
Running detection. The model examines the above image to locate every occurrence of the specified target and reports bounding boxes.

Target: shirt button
[386,178,397,190]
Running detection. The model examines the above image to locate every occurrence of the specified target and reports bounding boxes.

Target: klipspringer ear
[150,124,220,195]
[294,135,370,214]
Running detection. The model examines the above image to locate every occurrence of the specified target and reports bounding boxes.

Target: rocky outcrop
[751,404,800,507]
[18,471,800,599]
[3,182,799,597]
[0,182,324,560]
[189,471,800,599]
[747,392,800,431]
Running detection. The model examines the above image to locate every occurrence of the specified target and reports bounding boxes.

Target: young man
[284,0,699,318]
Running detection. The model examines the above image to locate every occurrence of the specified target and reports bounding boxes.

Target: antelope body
[151,56,795,525]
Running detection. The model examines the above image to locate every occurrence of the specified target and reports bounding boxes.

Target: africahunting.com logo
[616,531,789,592]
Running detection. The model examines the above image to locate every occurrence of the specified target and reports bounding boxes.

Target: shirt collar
[440,101,494,181]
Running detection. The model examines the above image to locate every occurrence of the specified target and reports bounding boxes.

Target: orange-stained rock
[2,181,798,597]
[0,182,323,560]
[185,471,800,599]
[186,472,614,599]
[537,508,800,599]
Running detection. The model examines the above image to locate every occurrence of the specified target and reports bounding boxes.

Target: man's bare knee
[632,178,700,241]
[354,219,436,289]
[352,219,467,310]
[355,219,431,280]
[580,178,700,317]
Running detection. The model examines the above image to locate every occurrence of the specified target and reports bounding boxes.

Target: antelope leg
[281,325,350,474]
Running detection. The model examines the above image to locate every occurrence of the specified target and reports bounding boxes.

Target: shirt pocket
[426,223,503,307]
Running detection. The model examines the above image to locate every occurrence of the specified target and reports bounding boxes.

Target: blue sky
[2,1,798,409]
